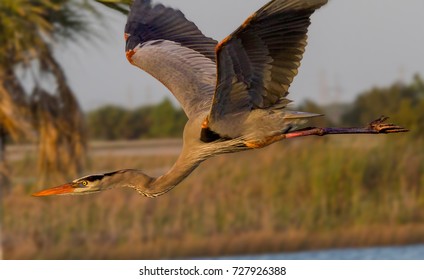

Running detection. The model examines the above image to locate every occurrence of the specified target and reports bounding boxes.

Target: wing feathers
[130,40,216,118]
[209,0,327,122]
[125,0,218,118]
[125,0,327,124]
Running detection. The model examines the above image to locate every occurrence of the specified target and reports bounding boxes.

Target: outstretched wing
[125,0,218,118]
[208,0,328,122]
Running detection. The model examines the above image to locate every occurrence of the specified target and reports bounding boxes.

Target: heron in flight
[33,0,407,198]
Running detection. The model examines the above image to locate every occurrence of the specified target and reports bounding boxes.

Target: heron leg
[244,116,407,149]
[284,116,408,139]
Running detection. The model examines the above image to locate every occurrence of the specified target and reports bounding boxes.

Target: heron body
[33,0,407,198]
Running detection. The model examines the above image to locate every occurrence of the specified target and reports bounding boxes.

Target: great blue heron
[33,0,407,198]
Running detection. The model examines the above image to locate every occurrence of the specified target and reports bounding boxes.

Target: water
[222,244,424,260]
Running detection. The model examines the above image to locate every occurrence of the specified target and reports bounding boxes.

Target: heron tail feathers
[284,110,323,120]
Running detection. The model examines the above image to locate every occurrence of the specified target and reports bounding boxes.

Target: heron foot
[368,116,409,134]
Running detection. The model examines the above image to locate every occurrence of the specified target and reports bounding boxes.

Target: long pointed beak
[32,183,75,197]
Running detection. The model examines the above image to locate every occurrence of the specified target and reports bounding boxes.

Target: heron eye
[81,181,88,187]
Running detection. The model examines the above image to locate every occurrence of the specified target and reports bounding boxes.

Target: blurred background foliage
[1,0,424,259]
[342,75,424,138]
[86,99,187,140]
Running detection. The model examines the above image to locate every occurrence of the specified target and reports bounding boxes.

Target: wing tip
[127,0,152,22]
[260,0,328,16]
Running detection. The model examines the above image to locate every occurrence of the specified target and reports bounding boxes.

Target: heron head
[32,169,155,197]
[32,174,106,197]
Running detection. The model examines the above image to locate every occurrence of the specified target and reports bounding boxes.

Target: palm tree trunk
[0,126,8,190]
[34,50,87,179]
[0,126,5,260]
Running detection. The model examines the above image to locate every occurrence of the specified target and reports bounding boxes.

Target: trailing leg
[285,116,408,139]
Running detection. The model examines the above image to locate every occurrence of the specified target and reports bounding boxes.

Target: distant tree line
[341,74,424,137]
[87,99,187,140]
[297,74,424,138]
[86,74,424,140]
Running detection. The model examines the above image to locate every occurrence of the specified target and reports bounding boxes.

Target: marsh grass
[3,136,424,259]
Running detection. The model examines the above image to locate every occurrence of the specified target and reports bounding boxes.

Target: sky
[55,0,424,111]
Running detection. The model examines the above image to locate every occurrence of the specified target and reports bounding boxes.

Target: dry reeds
[3,136,423,259]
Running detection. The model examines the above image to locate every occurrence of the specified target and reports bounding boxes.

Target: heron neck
[144,151,204,197]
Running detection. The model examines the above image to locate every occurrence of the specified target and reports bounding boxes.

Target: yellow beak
[32,183,75,197]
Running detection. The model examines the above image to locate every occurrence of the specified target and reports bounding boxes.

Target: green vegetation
[342,74,424,137]
[86,99,187,140]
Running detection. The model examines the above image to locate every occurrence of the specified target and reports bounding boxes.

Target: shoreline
[133,224,424,260]
[5,223,424,259]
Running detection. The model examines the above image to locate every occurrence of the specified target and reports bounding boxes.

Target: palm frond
[0,69,33,140]
[95,0,131,15]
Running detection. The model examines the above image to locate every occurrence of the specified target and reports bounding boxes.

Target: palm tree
[0,0,105,187]
[0,0,131,259]
[95,0,131,15]
[0,0,107,259]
